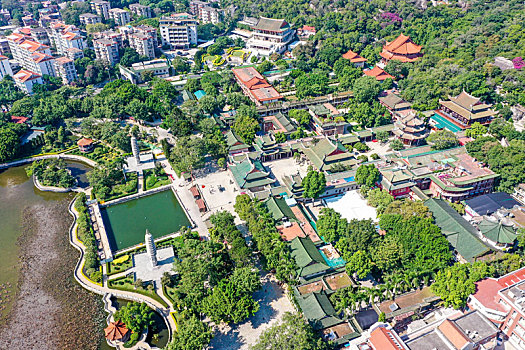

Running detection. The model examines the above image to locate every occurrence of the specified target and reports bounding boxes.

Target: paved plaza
[324,190,378,221]
[133,246,175,282]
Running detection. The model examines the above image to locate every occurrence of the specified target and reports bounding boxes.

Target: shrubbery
[74,193,101,283]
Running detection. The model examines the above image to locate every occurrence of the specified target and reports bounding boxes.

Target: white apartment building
[0,55,12,80]
[189,0,222,24]
[49,22,86,56]
[54,57,77,84]
[90,0,111,20]
[93,30,124,48]
[79,13,102,25]
[159,13,198,49]
[129,32,155,59]
[93,38,119,65]
[108,8,131,26]
[14,69,43,94]
[199,6,221,24]
[119,59,170,84]
[65,47,84,61]
[129,3,152,18]
[6,33,56,77]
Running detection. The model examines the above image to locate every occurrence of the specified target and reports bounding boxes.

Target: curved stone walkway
[0,153,98,170]
[67,198,176,345]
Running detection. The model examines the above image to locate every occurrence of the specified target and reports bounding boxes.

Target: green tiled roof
[225,130,249,151]
[264,196,296,222]
[291,236,330,278]
[479,219,517,244]
[371,124,395,133]
[302,138,355,171]
[337,134,359,145]
[356,130,372,138]
[230,156,274,190]
[425,198,491,262]
[298,290,343,330]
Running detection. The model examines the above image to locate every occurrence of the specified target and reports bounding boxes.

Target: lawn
[231,50,246,58]
[107,254,134,276]
[144,168,171,191]
[108,275,169,308]
[104,172,138,202]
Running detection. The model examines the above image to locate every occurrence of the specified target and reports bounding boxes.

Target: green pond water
[101,190,190,251]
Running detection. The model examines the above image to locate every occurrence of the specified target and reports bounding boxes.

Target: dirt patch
[0,199,105,350]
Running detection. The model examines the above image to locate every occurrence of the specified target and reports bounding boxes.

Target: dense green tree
[346,250,373,279]
[366,188,394,214]
[233,113,260,145]
[355,164,380,187]
[250,312,329,350]
[353,76,382,103]
[114,302,154,333]
[465,122,487,139]
[0,127,19,162]
[295,73,329,99]
[288,109,311,126]
[165,313,213,350]
[301,169,326,200]
[426,130,459,150]
[383,200,431,219]
[316,208,347,243]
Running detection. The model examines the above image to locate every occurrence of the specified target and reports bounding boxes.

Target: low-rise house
[229,154,275,193]
[232,66,283,106]
[297,25,316,38]
[225,129,249,155]
[379,33,423,66]
[301,137,357,173]
[119,59,170,84]
[513,184,525,205]
[465,192,521,218]
[309,103,346,136]
[246,17,295,56]
[364,66,395,81]
[378,92,412,113]
[291,236,331,280]
[342,49,367,68]
[261,113,296,135]
[425,198,493,263]
[437,90,497,129]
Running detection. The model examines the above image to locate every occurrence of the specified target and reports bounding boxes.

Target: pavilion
[104,320,130,343]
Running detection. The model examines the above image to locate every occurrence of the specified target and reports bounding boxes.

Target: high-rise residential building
[79,13,102,25]
[159,13,198,49]
[54,57,77,84]
[190,0,222,24]
[108,8,131,26]
[129,32,156,59]
[6,33,56,77]
[16,27,51,46]
[0,55,12,79]
[0,39,10,56]
[129,3,152,18]
[246,17,295,56]
[93,30,124,48]
[118,25,158,59]
[49,22,86,56]
[90,0,111,20]
[65,47,84,61]
[13,69,43,94]
[93,38,119,65]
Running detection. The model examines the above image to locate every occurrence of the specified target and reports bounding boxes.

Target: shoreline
[0,197,105,349]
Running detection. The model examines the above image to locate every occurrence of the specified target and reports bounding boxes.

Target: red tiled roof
[55,56,73,65]
[31,52,53,63]
[438,320,470,349]
[14,69,42,83]
[232,67,283,102]
[104,320,129,341]
[380,34,423,63]
[364,66,395,81]
[19,27,31,35]
[11,116,29,124]
[189,186,200,197]
[196,198,206,210]
[342,49,367,63]
[77,138,93,146]
[369,326,405,350]
[301,25,316,32]
[19,39,49,53]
